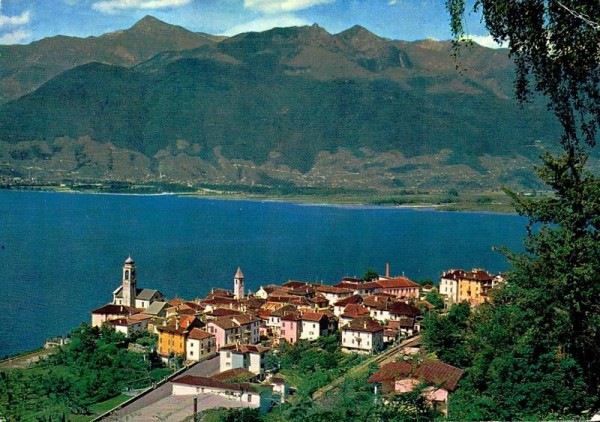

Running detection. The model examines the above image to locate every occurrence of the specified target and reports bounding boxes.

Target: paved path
[102,356,219,421]
[115,394,255,422]
[0,349,53,370]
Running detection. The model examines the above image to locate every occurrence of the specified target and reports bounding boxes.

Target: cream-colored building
[186,328,215,362]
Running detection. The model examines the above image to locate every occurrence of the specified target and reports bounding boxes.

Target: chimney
[386,262,390,278]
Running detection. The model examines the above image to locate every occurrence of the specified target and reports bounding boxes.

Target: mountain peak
[130,15,179,32]
[336,25,383,45]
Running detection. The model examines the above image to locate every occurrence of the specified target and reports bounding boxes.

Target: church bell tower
[234,267,245,300]
[122,256,137,307]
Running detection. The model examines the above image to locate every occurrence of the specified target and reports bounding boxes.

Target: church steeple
[234,267,245,300]
[122,256,137,307]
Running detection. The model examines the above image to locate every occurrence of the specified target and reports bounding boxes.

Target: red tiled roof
[413,360,464,392]
[202,297,240,306]
[465,269,493,281]
[301,311,327,322]
[266,295,296,303]
[334,295,363,307]
[288,286,316,296]
[368,361,412,383]
[310,295,329,304]
[441,269,467,280]
[334,281,360,289]
[362,295,393,308]
[342,304,370,318]
[129,313,152,321]
[314,285,354,294]
[258,309,272,319]
[179,315,198,329]
[209,308,244,317]
[211,368,256,382]
[169,298,186,306]
[188,327,213,341]
[385,302,422,316]
[376,277,419,289]
[367,360,464,392]
[283,281,311,288]
[173,375,237,390]
[281,312,301,321]
[207,314,258,330]
[357,281,381,290]
[182,301,205,311]
[342,316,383,333]
[270,304,299,317]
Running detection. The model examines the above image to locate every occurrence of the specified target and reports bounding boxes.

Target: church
[112,256,165,309]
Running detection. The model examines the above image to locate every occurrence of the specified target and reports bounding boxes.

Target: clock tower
[122,256,137,307]
[234,267,245,300]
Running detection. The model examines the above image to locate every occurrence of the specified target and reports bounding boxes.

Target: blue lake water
[0,190,526,357]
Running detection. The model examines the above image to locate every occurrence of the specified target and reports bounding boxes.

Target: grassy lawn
[69,394,131,422]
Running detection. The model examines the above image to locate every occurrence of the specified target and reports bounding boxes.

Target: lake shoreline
[0,185,518,214]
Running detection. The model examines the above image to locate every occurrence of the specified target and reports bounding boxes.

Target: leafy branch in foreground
[436,0,600,419]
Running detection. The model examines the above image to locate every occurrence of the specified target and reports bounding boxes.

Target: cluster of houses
[90,257,502,415]
[439,268,505,306]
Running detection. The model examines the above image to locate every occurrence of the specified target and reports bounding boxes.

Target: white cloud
[243,0,334,14]
[388,0,398,4]
[222,14,310,35]
[0,0,30,29]
[92,0,192,14]
[0,28,31,44]
[0,1,31,44]
[467,35,506,49]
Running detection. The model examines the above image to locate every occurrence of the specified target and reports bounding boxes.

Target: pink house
[205,314,260,351]
[368,360,464,416]
[376,277,420,300]
[279,312,301,345]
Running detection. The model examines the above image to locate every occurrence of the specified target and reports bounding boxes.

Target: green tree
[445,0,600,418]
[362,269,379,282]
[421,302,471,368]
[424,291,445,309]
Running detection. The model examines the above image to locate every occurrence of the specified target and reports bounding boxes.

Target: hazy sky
[0,0,497,47]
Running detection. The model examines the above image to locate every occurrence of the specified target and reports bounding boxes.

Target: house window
[190,350,194,356]
[247,394,252,402]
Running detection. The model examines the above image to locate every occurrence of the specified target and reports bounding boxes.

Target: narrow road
[101,356,219,421]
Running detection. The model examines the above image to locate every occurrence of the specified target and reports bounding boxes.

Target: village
[87,256,506,419]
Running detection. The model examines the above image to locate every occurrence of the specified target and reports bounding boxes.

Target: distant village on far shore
[88,256,506,416]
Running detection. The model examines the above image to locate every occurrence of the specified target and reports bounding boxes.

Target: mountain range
[0,16,572,193]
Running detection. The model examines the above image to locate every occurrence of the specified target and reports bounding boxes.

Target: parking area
[117,394,257,422]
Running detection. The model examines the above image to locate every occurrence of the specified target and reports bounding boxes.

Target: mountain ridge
[0,17,573,194]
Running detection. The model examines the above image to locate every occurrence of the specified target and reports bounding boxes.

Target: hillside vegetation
[0,17,576,195]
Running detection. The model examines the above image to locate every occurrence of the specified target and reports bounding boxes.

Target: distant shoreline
[0,185,518,214]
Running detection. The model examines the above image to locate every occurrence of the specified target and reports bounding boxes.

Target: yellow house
[157,316,202,358]
[457,269,493,306]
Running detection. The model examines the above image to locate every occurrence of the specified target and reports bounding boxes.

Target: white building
[439,269,464,305]
[341,316,384,355]
[219,344,271,377]
[186,328,215,362]
[171,375,272,414]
